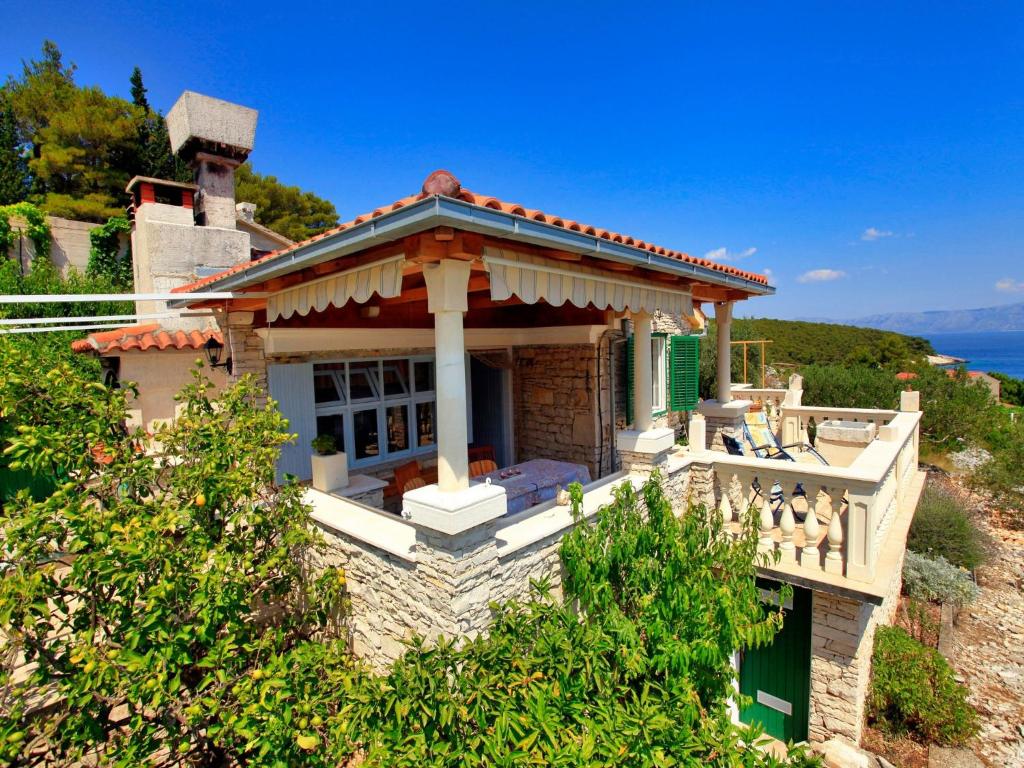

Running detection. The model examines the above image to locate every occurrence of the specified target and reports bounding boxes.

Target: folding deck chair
[721,411,830,513]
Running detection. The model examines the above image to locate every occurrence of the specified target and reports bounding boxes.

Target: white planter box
[311,452,349,492]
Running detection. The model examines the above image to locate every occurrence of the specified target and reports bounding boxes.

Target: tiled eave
[172,196,774,307]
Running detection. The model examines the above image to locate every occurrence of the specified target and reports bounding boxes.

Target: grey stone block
[167,91,257,157]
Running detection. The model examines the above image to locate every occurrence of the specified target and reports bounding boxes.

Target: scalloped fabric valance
[267,255,405,321]
[483,247,693,316]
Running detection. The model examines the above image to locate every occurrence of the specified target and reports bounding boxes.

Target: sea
[923,330,1024,380]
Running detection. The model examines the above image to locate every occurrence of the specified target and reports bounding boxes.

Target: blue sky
[3,2,1023,319]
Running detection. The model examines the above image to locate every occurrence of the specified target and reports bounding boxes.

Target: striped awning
[483,247,693,316]
[267,255,405,321]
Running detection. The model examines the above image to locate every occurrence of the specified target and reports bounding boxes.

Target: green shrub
[973,416,1024,520]
[868,625,978,745]
[907,486,986,570]
[903,551,979,607]
[798,364,900,412]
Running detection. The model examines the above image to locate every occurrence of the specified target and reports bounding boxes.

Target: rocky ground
[941,475,1024,767]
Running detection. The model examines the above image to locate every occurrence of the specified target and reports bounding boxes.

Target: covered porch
[231,233,729,527]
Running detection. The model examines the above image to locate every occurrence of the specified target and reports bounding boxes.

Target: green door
[739,580,812,742]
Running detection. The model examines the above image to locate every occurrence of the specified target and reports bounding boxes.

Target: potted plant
[310,435,348,491]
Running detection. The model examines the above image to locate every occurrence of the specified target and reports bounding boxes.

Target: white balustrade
[705,407,921,584]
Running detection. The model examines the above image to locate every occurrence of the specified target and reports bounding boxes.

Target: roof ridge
[171,172,770,295]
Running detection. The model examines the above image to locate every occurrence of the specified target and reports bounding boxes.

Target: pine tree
[129,66,149,113]
[0,97,29,204]
[129,67,190,183]
[3,41,77,157]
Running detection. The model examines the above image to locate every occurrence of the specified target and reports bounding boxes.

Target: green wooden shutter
[625,334,634,424]
[669,335,700,411]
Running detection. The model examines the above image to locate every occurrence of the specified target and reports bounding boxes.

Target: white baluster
[779,499,796,564]
[801,484,821,571]
[758,486,775,553]
[719,492,734,528]
[824,491,844,575]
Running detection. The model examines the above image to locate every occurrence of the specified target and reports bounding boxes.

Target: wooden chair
[394,460,423,495]
[469,459,497,478]
[468,445,496,464]
[402,476,426,493]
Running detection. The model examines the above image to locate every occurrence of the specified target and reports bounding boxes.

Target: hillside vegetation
[730,318,934,367]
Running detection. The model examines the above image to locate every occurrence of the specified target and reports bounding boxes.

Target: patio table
[474,458,592,516]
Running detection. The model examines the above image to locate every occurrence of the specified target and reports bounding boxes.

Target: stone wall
[513,344,603,476]
[807,556,904,744]
[314,515,506,669]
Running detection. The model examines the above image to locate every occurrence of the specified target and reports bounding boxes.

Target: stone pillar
[688,411,707,453]
[780,373,805,445]
[715,301,734,404]
[698,399,753,453]
[423,260,472,492]
[223,310,267,404]
[808,590,874,744]
[632,311,653,432]
[900,389,920,412]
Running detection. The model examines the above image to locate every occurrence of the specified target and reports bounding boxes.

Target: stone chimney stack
[127,91,258,326]
[166,91,257,230]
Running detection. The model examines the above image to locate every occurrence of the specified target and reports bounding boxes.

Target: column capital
[423,259,472,314]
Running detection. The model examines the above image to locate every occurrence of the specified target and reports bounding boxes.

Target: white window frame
[651,334,668,416]
[313,355,437,469]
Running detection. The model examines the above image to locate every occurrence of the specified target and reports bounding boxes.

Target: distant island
[801,301,1024,335]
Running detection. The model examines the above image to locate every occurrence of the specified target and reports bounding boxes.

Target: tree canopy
[234,163,339,242]
[1,41,334,231]
[0,97,29,205]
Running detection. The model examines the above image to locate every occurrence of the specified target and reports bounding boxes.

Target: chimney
[127,91,258,326]
[236,201,257,224]
[166,91,257,230]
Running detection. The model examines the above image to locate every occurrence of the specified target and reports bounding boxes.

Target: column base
[616,427,675,475]
[616,427,675,455]
[698,399,752,452]
[402,482,508,535]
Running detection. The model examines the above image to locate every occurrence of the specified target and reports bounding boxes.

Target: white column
[633,311,653,432]
[715,301,733,404]
[423,260,472,492]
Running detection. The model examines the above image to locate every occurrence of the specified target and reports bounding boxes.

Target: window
[626,333,701,421]
[652,334,667,415]
[313,357,437,468]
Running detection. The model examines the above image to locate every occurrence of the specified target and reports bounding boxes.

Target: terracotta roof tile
[71,323,222,354]
[172,171,770,295]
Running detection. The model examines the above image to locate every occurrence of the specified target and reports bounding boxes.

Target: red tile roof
[71,323,222,354]
[173,170,770,295]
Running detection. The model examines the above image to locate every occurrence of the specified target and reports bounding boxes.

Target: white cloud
[797,269,847,284]
[704,246,757,261]
[861,227,894,241]
[996,277,1024,293]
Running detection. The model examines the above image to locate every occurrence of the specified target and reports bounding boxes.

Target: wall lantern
[204,337,233,375]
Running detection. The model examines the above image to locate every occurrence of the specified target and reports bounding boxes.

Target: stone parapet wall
[314,524,424,666]
[493,531,566,606]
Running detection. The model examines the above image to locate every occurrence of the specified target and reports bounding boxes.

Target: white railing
[707,409,921,584]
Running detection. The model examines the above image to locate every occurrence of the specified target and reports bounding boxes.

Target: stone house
[74,90,924,748]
